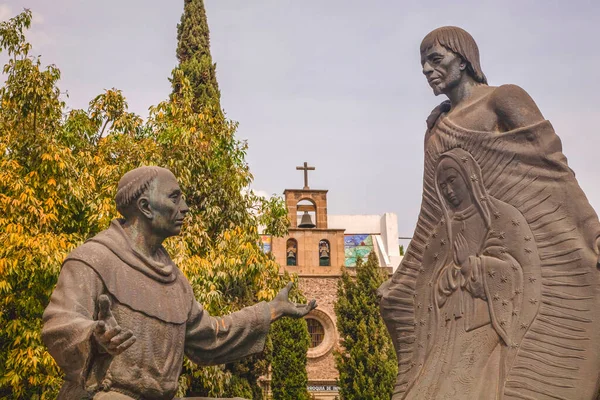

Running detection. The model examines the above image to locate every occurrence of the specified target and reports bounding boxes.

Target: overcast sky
[2,0,599,240]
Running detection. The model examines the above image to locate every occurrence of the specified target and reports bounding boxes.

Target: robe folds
[379,111,600,400]
[42,220,271,400]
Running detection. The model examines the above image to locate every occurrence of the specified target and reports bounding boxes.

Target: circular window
[306,318,325,348]
[304,309,336,359]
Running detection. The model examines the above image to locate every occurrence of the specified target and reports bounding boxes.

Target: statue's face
[437,160,472,211]
[421,43,464,96]
[145,170,189,238]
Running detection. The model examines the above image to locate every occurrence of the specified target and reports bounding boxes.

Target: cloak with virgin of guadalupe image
[401,148,540,400]
[379,104,600,400]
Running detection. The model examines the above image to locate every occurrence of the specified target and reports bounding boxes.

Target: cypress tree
[175,0,221,111]
[334,252,398,400]
[270,278,310,400]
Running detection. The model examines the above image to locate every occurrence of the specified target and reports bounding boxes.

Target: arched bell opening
[286,239,298,266]
[296,199,316,228]
[319,239,331,266]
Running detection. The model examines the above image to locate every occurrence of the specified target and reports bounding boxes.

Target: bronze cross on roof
[296,162,315,190]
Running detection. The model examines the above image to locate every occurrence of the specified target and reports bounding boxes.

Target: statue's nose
[422,62,434,75]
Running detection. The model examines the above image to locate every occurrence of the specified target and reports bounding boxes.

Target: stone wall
[299,276,340,382]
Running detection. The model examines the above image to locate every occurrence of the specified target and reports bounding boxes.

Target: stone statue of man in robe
[42,166,317,400]
[379,26,600,400]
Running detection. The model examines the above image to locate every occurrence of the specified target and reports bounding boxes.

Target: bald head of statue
[115,166,189,239]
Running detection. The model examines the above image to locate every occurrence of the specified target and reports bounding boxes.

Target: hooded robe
[42,220,271,400]
[379,99,600,400]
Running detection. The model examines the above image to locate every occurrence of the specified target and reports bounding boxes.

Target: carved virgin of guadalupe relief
[379,27,600,400]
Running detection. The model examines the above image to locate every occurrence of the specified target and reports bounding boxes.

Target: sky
[2,0,600,242]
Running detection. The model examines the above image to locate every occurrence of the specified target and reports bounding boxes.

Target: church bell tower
[271,162,345,276]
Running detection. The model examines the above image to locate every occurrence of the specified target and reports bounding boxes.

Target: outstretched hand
[268,282,317,322]
[93,294,137,356]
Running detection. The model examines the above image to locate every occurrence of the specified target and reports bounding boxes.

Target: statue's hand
[268,282,317,322]
[93,294,137,356]
[453,233,469,267]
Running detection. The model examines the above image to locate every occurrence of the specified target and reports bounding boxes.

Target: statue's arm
[491,84,545,131]
[184,301,271,366]
[41,260,104,380]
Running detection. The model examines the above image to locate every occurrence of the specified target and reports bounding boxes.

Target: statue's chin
[431,86,444,96]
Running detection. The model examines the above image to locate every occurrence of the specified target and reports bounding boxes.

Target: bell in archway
[298,211,316,228]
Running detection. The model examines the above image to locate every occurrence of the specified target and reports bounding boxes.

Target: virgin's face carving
[437,159,472,211]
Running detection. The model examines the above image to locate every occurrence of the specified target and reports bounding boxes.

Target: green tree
[175,0,220,112]
[0,11,91,397]
[171,2,290,397]
[270,276,310,400]
[0,10,290,399]
[334,252,397,400]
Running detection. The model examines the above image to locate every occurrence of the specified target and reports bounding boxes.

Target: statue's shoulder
[490,84,533,105]
[65,236,112,266]
[426,100,451,131]
[489,84,545,129]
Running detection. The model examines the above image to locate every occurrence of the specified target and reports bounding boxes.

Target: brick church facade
[260,164,401,399]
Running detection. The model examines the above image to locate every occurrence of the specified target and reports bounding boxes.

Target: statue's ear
[137,196,153,220]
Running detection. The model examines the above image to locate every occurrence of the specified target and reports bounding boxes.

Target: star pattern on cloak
[529,298,538,305]
[428,304,433,312]
[419,267,425,273]
[500,247,508,254]
[488,269,496,278]
[417,302,422,309]
[425,243,430,250]
[440,239,446,246]
[515,288,523,295]
[420,319,426,326]
[512,219,520,226]
[500,319,507,326]
[524,236,532,241]
[480,196,487,202]
[529,277,537,283]
[493,293,500,301]
[418,342,424,348]
[500,276,508,283]
[512,264,519,271]
[525,248,532,253]
[433,253,439,260]
[493,211,501,219]
[427,332,432,339]
[432,231,438,238]
[498,231,506,239]
[520,323,528,330]
[512,309,519,316]
[502,299,509,306]
[470,174,479,183]
[461,156,469,163]
[511,343,520,349]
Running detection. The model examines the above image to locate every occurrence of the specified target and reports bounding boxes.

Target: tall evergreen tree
[334,252,398,400]
[175,0,220,112]
[270,276,310,400]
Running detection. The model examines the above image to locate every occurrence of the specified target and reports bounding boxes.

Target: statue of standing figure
[379,26,600,400]
[42,166,317,400]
